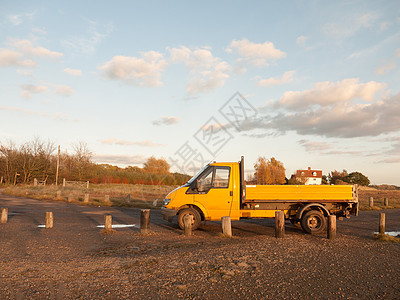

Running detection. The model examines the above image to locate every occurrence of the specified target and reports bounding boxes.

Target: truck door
[193,166,233,220]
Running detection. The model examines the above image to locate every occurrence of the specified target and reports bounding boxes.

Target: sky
[1,0,400,185]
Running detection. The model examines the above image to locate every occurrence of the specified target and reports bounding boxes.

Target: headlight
[163,198,171,206]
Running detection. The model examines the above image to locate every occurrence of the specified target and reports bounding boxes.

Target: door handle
[230,191,233,196]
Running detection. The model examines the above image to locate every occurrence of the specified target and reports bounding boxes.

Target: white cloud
[264,92,400,138]
[55,85,74,97]
[226,38,286,67]
[99,139,162,147]
[62,20,113,54]
[16,69,34,76]
[20,84,48,99]
[277,78,387,109]
[258,70,295,87]
[375,48,400,75]
[63,68,82,76]
[6,12,35,26]
[92,154,146,166]
[32,27,47,35]
[0,48,37,67]
[296,36,308,47]
[7,39,63,59]
[298,140,333,152]
[0,105,70,121]
[375,62,396,75]
[99,51,167,87]
[322,12,378,39]
[152,116,180,126]
[169,46,230,95]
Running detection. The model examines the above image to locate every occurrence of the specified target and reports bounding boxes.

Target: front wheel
[177,208,201,230]
[300,210,326,234]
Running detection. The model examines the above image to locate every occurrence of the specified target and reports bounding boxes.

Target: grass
[2,183,177,209]
[374,233,400,244]
[358,186,400,210]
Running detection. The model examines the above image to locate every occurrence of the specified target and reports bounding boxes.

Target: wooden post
[1,208,8,224]
[184,215,193,236]
[104,195,110,204]
[379,213,385,235]
[34,178,38,186]
[56,190,62,199]
[62,178,66,187]
[140,209,150,234]
[68,195,73,203]
[86,181,89,189]
[221,216,232,238]
[104,215,112,231]
[275,211,285,238]
[384,198,389,207]
[328,215,336,240]
[0,176,3,184]
[45,212,53,229]
[369,197,374,207]
[84,193,89,203]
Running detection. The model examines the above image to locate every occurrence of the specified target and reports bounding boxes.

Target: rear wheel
[177,208,201,230]
[300,210,326,234]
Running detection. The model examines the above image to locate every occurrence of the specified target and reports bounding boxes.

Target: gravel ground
[1,191,399,299]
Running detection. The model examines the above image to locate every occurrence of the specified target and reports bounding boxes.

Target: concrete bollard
[184,215,193,236]
[45,212,53,229]
[328,215,336,240]
[384,198,389,207]
[104,215,112,231]
[140,209,150,234]
[369,197,374,207]
[221,216,232,238]
[379,213,385,235]
[1,208,8,224]
[275,211,285,238]
[84,193,89,203]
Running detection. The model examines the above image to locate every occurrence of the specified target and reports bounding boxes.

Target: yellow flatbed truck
[162,157,358,233]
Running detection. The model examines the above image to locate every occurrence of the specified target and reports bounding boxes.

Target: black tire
[177,208,201,230]
[300,210,326,234]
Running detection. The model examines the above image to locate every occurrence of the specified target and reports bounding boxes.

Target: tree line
[252,156,370,186]
[0,138,190,186]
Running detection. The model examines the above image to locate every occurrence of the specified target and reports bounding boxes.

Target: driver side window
[198,167,213,192]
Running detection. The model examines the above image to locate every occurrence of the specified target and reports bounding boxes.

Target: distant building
[295,167,322,185]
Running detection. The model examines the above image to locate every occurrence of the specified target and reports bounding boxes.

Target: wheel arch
[178,204,207,221]
[296,203,330,220]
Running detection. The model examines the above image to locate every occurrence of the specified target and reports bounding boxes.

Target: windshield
[187,164,210,185]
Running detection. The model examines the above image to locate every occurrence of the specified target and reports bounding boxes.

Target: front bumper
[161,207,178,222]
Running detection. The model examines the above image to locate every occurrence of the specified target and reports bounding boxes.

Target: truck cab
[162,161,241,230]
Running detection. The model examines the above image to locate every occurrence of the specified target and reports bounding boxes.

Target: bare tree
[72,141,93,181]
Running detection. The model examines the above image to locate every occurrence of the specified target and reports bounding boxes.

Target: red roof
[296,167,322,178]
